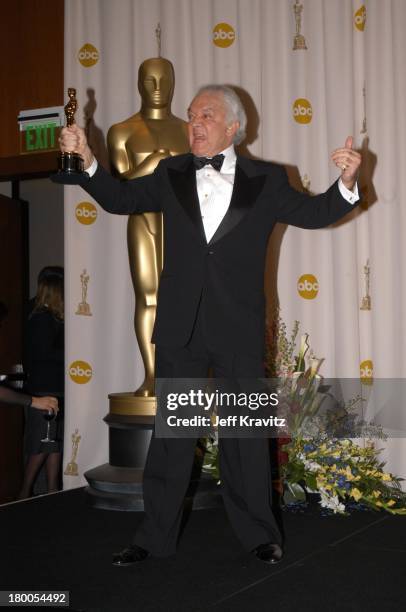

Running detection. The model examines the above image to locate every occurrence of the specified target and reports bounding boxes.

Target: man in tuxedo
[59,85,361,566]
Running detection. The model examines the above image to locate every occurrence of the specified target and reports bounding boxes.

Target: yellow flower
[386,500,396,507]
[344,466,356,481]
[381,473,392,482]
[372,490,381,498]
[350,488,362,501]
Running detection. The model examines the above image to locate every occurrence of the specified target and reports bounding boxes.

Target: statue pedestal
[84,392,222,511]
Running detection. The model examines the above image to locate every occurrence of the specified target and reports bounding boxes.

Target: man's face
[187,92,239,157]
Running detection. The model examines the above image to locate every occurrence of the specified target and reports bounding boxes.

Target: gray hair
[195,84,247,145]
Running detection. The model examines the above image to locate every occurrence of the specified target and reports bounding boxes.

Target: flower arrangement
[283,435,406,515]
[202,312,406,515]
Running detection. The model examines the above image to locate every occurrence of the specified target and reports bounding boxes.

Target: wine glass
[41,410,57,443]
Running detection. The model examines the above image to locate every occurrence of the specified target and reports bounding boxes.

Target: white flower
[319,489,346,514]
[303,459,322,472]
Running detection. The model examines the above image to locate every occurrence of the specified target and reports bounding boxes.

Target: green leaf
[283,482,306,504]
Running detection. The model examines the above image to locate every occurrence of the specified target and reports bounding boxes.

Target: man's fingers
[331,147,360,158]
[59,125,86,153]
[331,155,361,171]
[345,135,353,150]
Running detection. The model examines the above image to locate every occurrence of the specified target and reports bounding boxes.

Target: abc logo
[69,360,93,384]
[213,23,236,48]
[360,359,373,384]
[354,6,366,31]
[75,202,97,225]
[293,99,313,124]
[297,274,319,299]
[78,43,99,67]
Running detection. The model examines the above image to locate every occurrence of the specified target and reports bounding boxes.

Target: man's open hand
[331,136,361,191]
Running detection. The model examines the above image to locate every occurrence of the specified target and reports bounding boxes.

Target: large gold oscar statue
[107,55,189,416]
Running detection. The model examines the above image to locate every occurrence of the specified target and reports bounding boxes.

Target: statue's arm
[107,124,171,179]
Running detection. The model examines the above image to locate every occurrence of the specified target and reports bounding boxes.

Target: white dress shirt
[86,147,359,241]
[196,145,237,242]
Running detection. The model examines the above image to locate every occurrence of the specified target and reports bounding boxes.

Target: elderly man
[59,85,361,566]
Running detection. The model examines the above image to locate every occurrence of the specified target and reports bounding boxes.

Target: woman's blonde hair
[33,271,64,320]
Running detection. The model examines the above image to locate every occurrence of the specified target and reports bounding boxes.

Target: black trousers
[134,300,282,556]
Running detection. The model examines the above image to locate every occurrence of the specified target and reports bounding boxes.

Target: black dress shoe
[253,542,283,564]
[112,544,150,567]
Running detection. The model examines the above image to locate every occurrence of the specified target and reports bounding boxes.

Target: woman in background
[0,300,58,412]
[18,268,64,499]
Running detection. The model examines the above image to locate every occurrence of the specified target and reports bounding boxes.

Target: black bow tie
[193,154,225,172]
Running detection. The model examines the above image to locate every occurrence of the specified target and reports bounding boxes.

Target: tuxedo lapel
[167,157,206,243]
[167,155,267,246]
[209,158,266,245]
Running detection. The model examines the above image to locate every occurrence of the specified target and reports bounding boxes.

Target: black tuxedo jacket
[78,154,356,357]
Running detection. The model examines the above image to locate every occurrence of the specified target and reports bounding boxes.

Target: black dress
[24,308,64,454]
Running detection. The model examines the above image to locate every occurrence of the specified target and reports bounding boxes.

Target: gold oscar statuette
[76,269,92,316]
[293,0,308,50]
[64,428,81,476]
[107,30,189,416]
[56,88,85,176]
[360,259,371,311]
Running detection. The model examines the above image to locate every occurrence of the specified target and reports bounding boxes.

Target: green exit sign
[18,106,64,155]
[23,123,58,152]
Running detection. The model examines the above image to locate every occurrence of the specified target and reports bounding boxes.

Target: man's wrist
[85,157,98,177]
[338,178,359,205]
[341,178,356,191]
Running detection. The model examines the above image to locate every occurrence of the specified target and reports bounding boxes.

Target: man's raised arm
[56,126,162,215]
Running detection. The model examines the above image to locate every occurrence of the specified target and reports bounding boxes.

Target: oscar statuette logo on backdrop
[292,0,308,50]
[76,269,92,316]
[64,429,82,477]
[360,259,371,311]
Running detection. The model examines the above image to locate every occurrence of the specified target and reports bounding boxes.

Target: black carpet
[1,488,405,611]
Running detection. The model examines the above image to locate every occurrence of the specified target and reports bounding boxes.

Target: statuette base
[293,35,307,50]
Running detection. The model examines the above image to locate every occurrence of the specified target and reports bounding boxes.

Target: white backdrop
[63,0,406,488]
